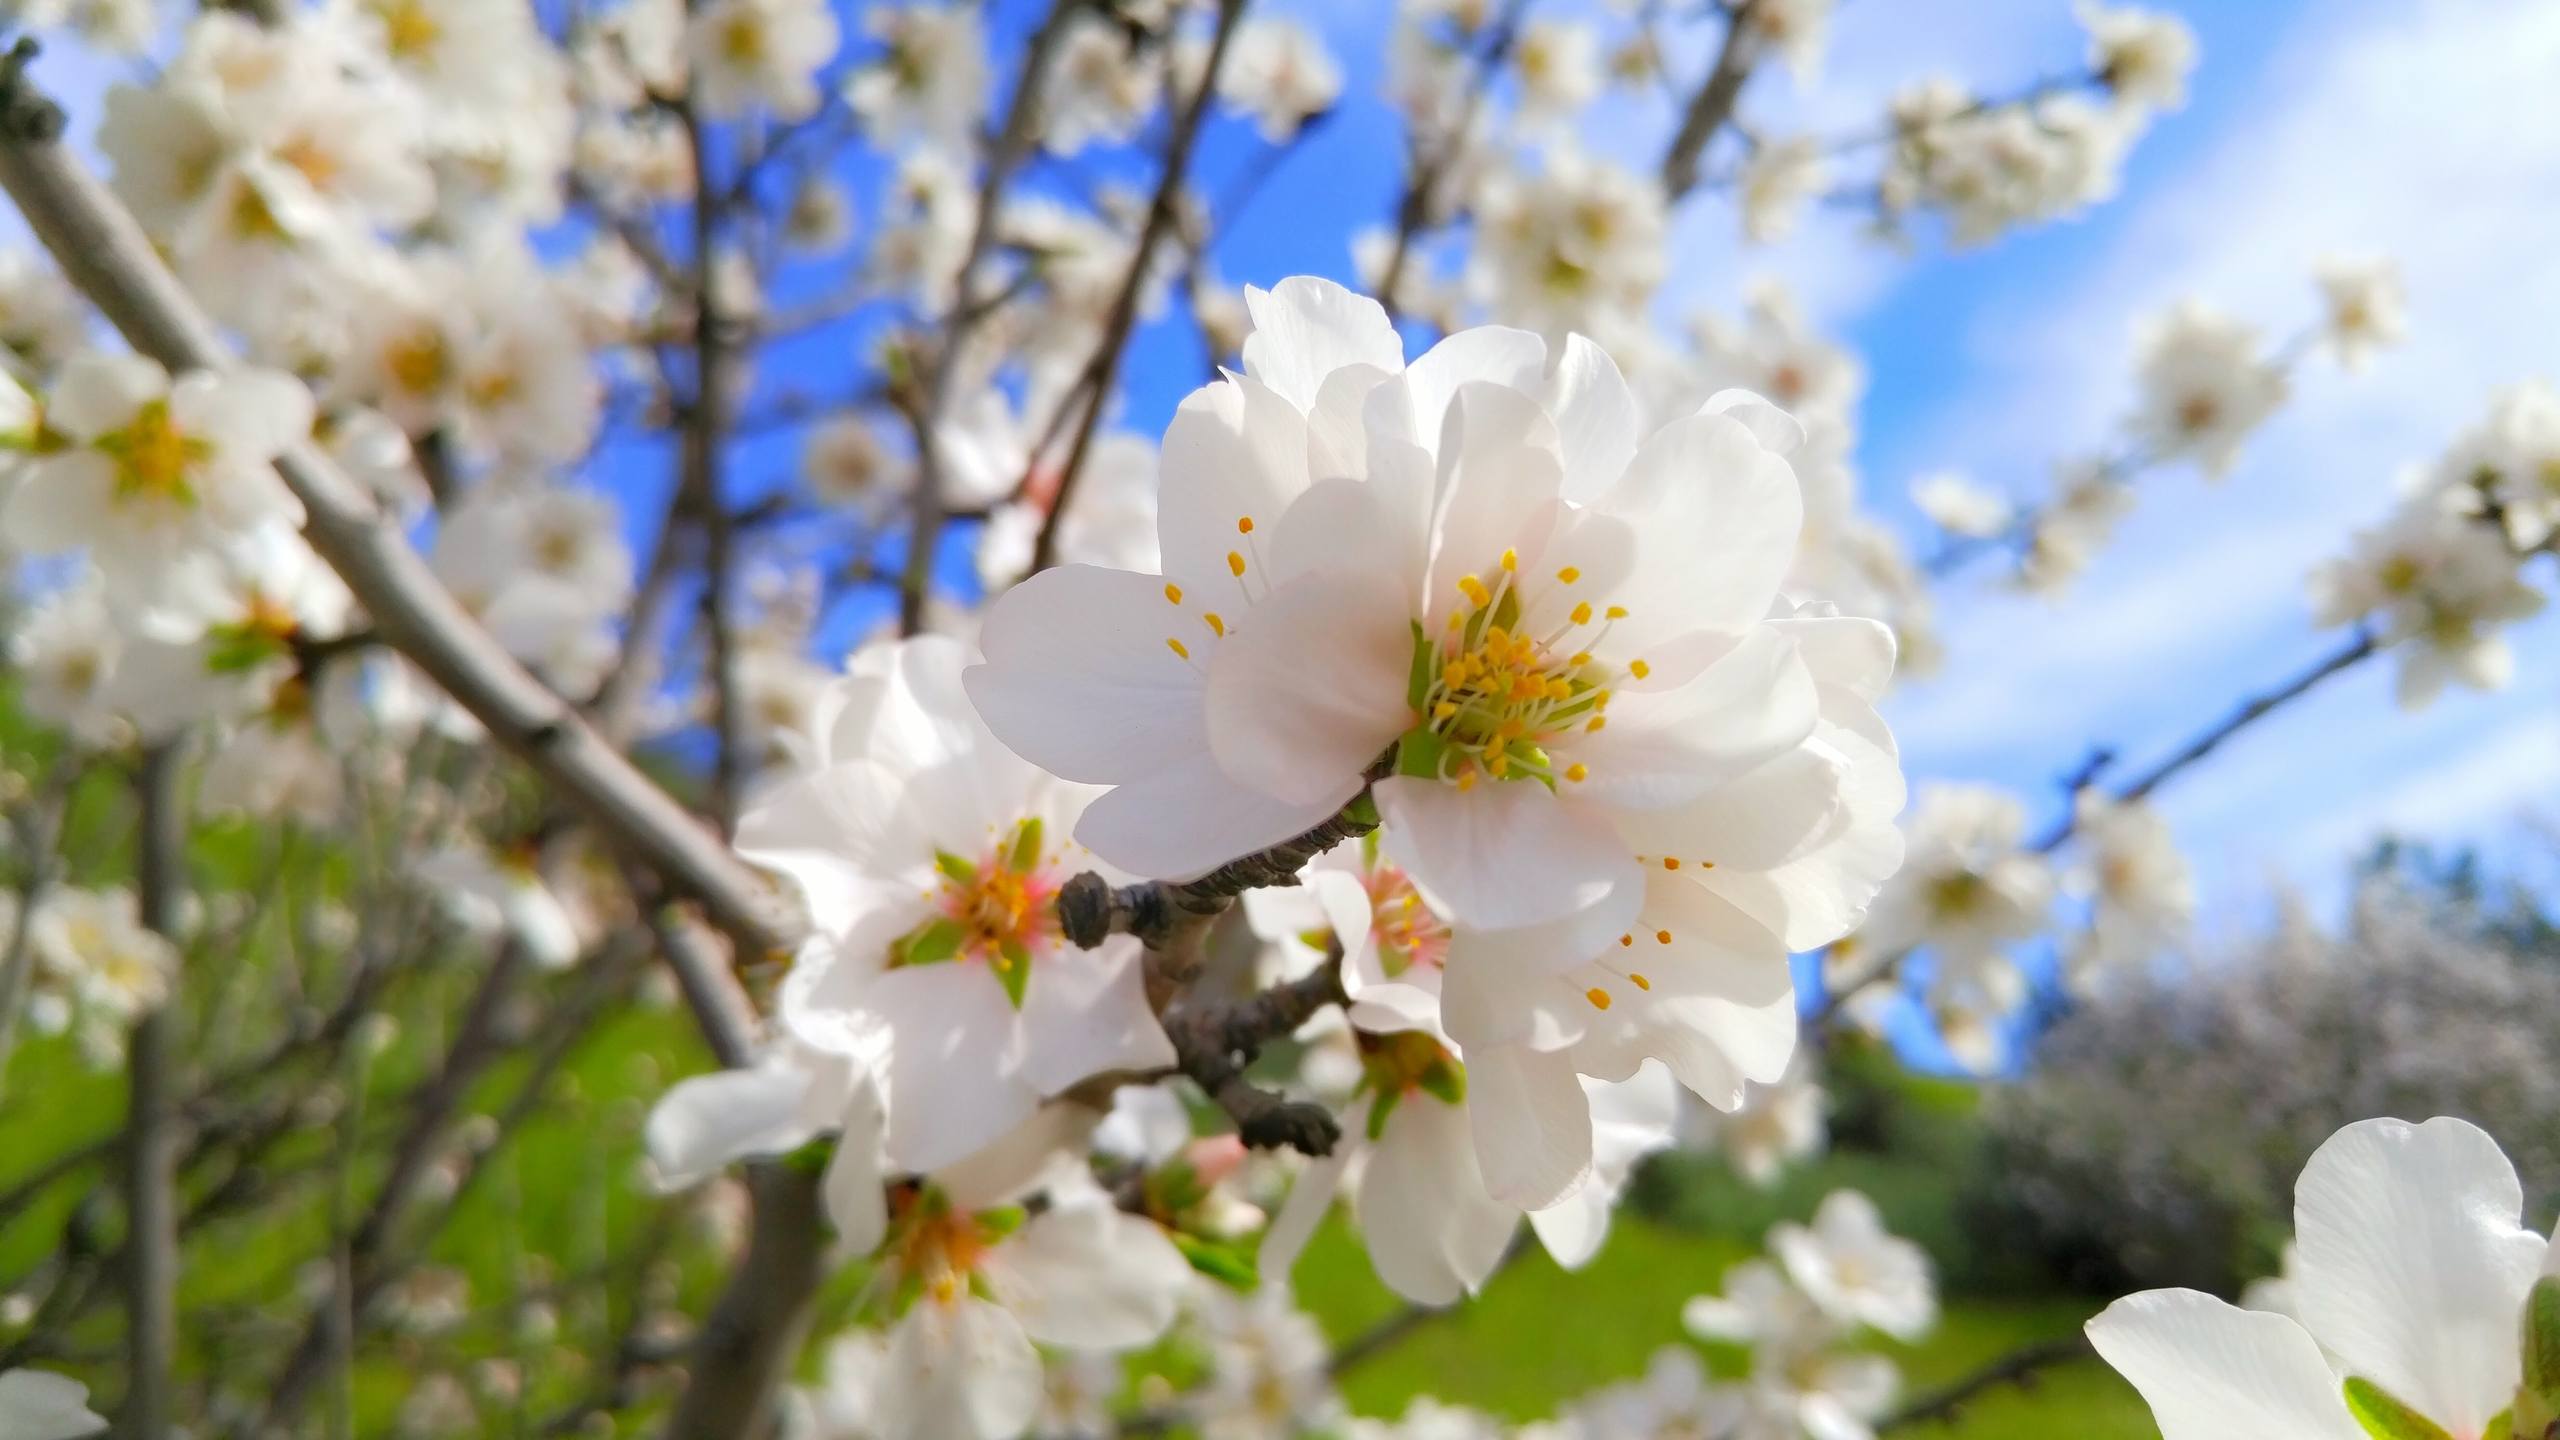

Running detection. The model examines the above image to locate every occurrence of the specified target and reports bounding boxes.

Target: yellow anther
[1488,753,1510,777]
[1204,612,1226,636]
[1654,929,1672,945]
[1662,857,1680,871]
[1564,763,1588,782]
[1486,625,1511,648]
[1629,659,1652,680]
[1630,972,1651,991]
[1164,583,1183,604]
[1433,701,1458,721]
[1446,611,1465,630]
[1570,601,1593,626]
[1568,652,1591,667]
[1606,605,1628,620]
[1585,987,1612,1010]
[1458,575,1491,608]
[1497,718,1525,740]
[1595,690,1613,711]
[1544,679,1572,701]
[1455,768,1479,793]
[1586,716,1607,733]
[1227,551,1247,577]
[1618,933,1634,948]
[1557,566,1580,584]
[1237,516,1255,534]
[1167,637,1190,659]
[1697,860,1714,869]
[1500,547,1517,571]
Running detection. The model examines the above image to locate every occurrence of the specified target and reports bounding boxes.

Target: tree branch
[1659,0,1767,199]
[1877,1335,2092,1432]
[679,98,746,834]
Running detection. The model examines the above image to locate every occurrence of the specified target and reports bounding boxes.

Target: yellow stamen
[1557,566,1580,584]
[1662,857,1680,870]
[1585,987,1612,1010]
[1586,717,1607,733]
[1455,768,1479,793]
[1618,933,1634,948]
[1654,929,1672,945]
[1565,763,1588,782]
[1500,547,1517,571]
[1204,612,1226,636]
[1227,551,1246,577]
[1630,973,1651,991]
[1237,516,1255,534]
[1629,659,1651,680]
[1433,701,1458,721]
[1166,637,1189,659]
[1570,601,1594,625]
[1458,574,1491,608]
[1164,583,1183,604]
[1605,605,1628,620]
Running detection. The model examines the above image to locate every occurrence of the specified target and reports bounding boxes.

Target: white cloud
[1867,0,2560,918]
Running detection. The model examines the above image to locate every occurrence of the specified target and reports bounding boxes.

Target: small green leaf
[896,918,965,967]
[2524,1277,2560,1396]
[1175,1231,1261,1291]
[1346,790,1380,830]
[2344,1378,2460,1440]
[205,626,288,675]
[933,849,978,884]
[975,1205,1027,1242]
[1417,1057,1467,1107]
[1394,727,1448,780]
[995,937,1032,1009]
[1366,1088,1401,1142]
[1406,619,1434,712]
[1005,817,1043,874]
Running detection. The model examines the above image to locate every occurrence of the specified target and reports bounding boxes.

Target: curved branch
[1877,1334,2092,1432]
[1659,0,1767,199]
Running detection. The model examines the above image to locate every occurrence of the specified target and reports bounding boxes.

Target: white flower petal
[987,1201,1191,1350]
[879,1296,1042,1440]
[1071,748,1359,881]
[1203,570,1412,804]
[2292,1115,2545,1434]
[1242,276,1403,414]
[1015,940,1174,1096]
[2085,1290,2363,1440]
[967,564,1212,785]
[1467,1042,1593,1210]
[1374,775,1638,936]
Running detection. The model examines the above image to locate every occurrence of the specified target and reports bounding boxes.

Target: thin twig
[1027,0,1249,575]
[679,96,747,834]
[1877,1335,2092,1432]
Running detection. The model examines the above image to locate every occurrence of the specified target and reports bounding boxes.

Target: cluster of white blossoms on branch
[636,276,1909,1434]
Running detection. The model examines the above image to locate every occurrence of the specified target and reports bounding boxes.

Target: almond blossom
[737,636,1174,1173]
[0,1369,105,1440]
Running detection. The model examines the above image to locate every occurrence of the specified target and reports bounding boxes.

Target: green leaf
[933,849,978,884]
[2524,1277,2560,1397]
[1174,1231,1261,1291]
[995,937,1032,1009]
[1004,817,1043,874]
[1417,1057,1467,1107]
[975,1205,1027,1242]
[2344,1378,2460,1440]
[1147,1158,1207,1216]
[1405,619,1434,712]
[204,626,288,675]
[1346,790,1380,830]
[1394,727,1448,781]
[1366,1088,1401,1142]
[895,918,965,968]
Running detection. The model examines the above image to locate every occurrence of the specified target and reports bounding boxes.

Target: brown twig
[1877,1335,2092,1432]
[1026,0,1249,575]
[1659,0,1767,199]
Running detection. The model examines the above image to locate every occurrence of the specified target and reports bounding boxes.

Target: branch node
[0,39,63,144]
